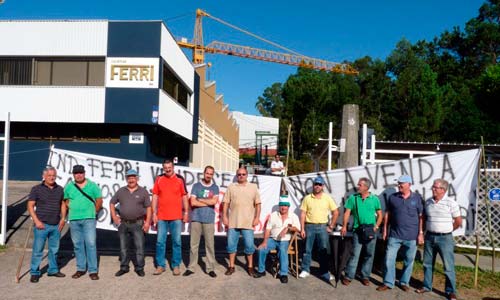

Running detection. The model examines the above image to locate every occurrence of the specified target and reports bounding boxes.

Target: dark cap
[72,165,85,174]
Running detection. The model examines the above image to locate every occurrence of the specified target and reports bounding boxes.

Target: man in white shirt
[415,178,461,300]
[253,196,301,283]
[271,155,285,176]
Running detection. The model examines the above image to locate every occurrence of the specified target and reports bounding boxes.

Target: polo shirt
[152,174,187,221]
[386,191,423,241]
[222,182,261,229]
[344,192,381,229]
[190,181,219,224]
[64,179,102,221]
[110,186,151,220]
[266,210,301,241]
[300,193,337,224]
[29,182,64,225]
[424,196,460,233]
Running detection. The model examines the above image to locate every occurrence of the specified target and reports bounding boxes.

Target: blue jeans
[70,219,98,273]
[345,230,377,280]
[383,237,417,288]
[156,219,182,269]
[30,223,61,275]
[226,228,255,254]
[423,233,456,294]
[301,224,330,273]
[257,238,289,276]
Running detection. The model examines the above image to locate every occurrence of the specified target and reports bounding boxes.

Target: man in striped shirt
[415,178,461,300]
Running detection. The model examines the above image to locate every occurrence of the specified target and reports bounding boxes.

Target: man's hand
[257,242,267,250]
[222,215,229,227]
[252,217,260,227]
[182,213,189,223]
[418,233,424,245]
[58,219,65,232]
[278,227,288,239]
[153,214,158,226]
[326,225,333,233]
[34,220,45,230]
[143,222,150,233]
[382,229,387,241]
[340,226,347,237]
[300,230,306,239]
[112,215,121,225]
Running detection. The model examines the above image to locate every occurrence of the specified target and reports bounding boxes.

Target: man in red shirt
[152,160,188,276]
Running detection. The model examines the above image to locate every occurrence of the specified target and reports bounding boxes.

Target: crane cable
[203,12,304,57]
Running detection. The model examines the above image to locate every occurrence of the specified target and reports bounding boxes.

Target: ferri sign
[105,57,159,88]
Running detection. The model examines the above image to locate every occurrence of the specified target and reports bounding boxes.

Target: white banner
[284,149,480,236]
[47,147,282,235]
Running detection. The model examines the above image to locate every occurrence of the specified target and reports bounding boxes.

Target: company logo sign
[105,57,159,88]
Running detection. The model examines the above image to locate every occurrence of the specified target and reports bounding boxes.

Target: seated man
[254,196,301,283]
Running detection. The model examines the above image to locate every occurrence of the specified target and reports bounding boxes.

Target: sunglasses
[314,183,323,186]
[237,173,247,176]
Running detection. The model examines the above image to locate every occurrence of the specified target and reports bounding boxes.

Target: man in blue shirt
[183,166,219,278]
[377,175,424,292]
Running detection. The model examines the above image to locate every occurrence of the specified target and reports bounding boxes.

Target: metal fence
[456,169,500,250]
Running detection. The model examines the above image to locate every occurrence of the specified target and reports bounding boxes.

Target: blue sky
[0,0,485,114]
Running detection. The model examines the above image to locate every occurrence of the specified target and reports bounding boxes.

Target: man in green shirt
[341,177,382,286]
[64,165,103,280]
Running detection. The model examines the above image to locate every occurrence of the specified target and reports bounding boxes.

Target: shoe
[153,267,165,275]
[47,272,66,278]
[208,271,217,278]
[247,267,255,277]
[361,278,370,286]
[71,271,86,279]
[30,275,40,283]
[377,285,390,291]
[115,270,129,277]
[400,285,410,292]
[321,272,334,281]
[253,271,266,278]
[341,278,351,286]
[280,275,288,284]
[89,273,99,280]
[448,293,457,300]
[135,270,145,277]
[173,267,181,276]
[415,288,430,294]
[225,267,235,276]
[183,270,194,277]
[298,270,310,278]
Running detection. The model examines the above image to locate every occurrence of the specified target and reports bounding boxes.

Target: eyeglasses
[431,186,444,190]
[314,183,323,186]
[237,173,247,177]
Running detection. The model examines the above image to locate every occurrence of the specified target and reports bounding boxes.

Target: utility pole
[338,104,359,168]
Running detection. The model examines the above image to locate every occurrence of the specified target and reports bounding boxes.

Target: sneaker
[114,270,129,277]
[208,271,217,278]
[253,271,266,278]
[280,275,288,284]
[321,272,334,281]
[173,267,181,276]
[183,270,194,277]
[298,271,310,278]
[30,275,40,283]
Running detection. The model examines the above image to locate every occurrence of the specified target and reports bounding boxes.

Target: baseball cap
[125,169,138,177]
[313,176,325,185]
[278,195,290,206]
[72,165,85,174]
[397,174,412,184]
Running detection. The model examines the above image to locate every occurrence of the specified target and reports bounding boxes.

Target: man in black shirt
[27,167,67,283]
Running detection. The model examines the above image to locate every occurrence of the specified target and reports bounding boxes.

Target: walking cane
[15,221,33,283]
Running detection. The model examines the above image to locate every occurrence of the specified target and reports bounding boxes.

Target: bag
[355,196,375,242]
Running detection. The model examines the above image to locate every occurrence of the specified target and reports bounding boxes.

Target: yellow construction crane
[177,9,358,75]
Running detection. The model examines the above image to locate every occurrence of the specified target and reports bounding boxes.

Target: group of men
[28,161,461,299]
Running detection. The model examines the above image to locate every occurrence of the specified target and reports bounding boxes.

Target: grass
[0,245,7,252]
[455,246,500,259]
[405,261,500,300]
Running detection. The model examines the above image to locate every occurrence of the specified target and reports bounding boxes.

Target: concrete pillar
[338,104,359,168]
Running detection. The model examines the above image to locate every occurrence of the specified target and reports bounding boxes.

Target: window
[162,64,191,110]
[0,57,105,86]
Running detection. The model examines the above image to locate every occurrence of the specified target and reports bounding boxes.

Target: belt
[121,217,143,223]
[305,222,327,225]
[427,231,451,236]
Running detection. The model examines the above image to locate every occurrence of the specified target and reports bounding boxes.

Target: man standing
[64,165,103,280]
[28,167,67,283]
[222,167,261,276]
[254,196,301,283]
[377,174,424,292]
[110,169,151,277]
[299,176,338,281]
[415,179,461,300]
[341,178,383,286]
[152,159,188,276]
[183,166,219,278]
[271,155,285,176]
